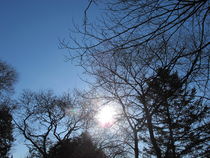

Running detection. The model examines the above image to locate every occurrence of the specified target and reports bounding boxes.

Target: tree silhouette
[81,0,209,51]
[141,68,210,157]
[61,0,209,97]
[48,132,107,158]
[0,60,17,158]
[0,105,13,158]
[0,60,17,95]
[14,90,89,158]
[60,1,210,156]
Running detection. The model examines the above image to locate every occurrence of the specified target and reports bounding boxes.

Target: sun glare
[96,105,116,128]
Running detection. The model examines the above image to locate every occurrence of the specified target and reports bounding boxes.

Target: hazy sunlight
[96,105,116,128]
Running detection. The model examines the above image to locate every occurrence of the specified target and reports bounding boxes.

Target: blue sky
[0,0,98,157]
[0,0,96,95]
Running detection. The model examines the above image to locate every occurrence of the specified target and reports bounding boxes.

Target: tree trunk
[166,106,176,158]
[145,107,162,158]
[134,128,139,158]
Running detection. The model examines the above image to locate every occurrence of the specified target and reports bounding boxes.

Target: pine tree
[48,133,107,158]
[0,61,17,158]
[142,68,209,157]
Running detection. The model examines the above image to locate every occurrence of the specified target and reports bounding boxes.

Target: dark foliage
[0,105,13,158]
[0,60,17,94]
[141,68,210,157]
[48,133,107,158]
[0,60,17,158]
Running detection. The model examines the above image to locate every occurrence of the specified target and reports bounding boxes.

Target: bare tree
[60,1,210,157]
[61,0,210,95]
[62,40,209,157]
[74,91,131,158]
[80,0,209,50]
[14,90,89,158]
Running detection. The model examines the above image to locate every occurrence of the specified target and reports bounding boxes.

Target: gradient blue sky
[0,0,98,157]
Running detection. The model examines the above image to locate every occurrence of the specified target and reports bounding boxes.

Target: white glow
[96,105,116,128]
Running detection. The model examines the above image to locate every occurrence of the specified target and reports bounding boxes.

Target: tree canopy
[14,90,90,158]
[60,1,210,157]
[141,68,210,157]
[48,133,107,158]
[0,105,14,158]
[1,1,209,158]
[0,60,17,158]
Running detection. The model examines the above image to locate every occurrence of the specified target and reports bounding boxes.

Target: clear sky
[0,0,97,157]
[0,0,95,95]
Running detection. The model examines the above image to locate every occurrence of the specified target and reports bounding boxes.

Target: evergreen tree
[142,68,210,157]
[0,105,14,158]
[0,60,17,158]
[48,133,107,158]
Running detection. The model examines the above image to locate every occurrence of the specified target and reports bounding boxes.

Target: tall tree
[61,0,210,157]
[0,104,14,158]
[62,0,209,95]
[141,68,210,157]
[0,60,17,158]
[61,41,209,157]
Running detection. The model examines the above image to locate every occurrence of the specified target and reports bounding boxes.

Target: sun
[96,105,116,128]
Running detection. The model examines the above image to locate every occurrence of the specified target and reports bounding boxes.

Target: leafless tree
[61,0,209,94]
[74,91,131,158]
[70,44,209,157]
[62,39,209,157]
[14,90,89,158]
[60,1,210,157]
